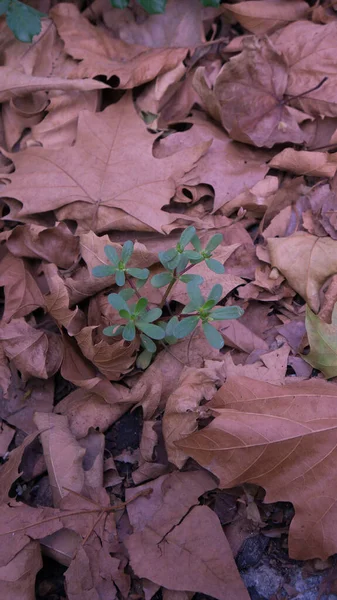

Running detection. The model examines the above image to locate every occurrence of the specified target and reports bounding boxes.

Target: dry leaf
[268,232,337,312]
[177,376,337,559]
[0,319,63,380]
[221,345,290,384]
[269,149,337,178]
[33,412,85,506]
[0,253,45,322]
[304,303,337,378]
[0,431,39,505]
[222,0,309,36]
[0,541,42,600]
[44,264,85,336]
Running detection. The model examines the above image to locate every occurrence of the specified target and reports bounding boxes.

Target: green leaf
[121,240,134,264]
[122,321,136,341]
[103,325,123,337]
[0,0,9,15]
[135,297,148,314]
[119,288,135,301]
[104,245,119,265]
[119,309,131,320]
[205,258,225,274]
[176,254,189,273]
[183,250,202,261]
[179,226,196,249]
[6,0,43,42]
[136,322,165,339]
[303,304,337,378]
[140,333,157,353]
[136,278,147,289]
[187,282,204,307]
[211,306,244,321]
[202,299,217,311]
[136,349,153,369]
[92,265,116,278]
[201,0,221,6]
[126,267,150,280]
[174,315,199,339]
[108,293,130,313]
[138,0,166,14]
[191,234,202,252]
[151,272,173,288]
[208,284,223,305]
[115,269,126,286]
[179,274,203,284]
[182,302,198,314]
[110,0,129,7]
[166,316,179,337]
[159,249,178,270]
[140,307,162,323]
[205,234,223,253]
[202,322,224,349]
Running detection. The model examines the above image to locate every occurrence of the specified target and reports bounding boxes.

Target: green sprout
[92,241,149,287]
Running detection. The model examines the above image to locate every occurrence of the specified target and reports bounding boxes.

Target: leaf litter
[3,1,337,599]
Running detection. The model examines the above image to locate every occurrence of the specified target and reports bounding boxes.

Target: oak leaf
[51,4,187,89]
[268,232,337,312]
[1,94,209,233]
[177,376,337,560]
[304,304,337,378]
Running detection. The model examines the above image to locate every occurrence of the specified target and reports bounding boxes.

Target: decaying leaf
[222,0,309,35]
[304,303,337,378]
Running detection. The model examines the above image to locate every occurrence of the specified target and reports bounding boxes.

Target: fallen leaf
[0,422,15,457]
[177,376,337,559]
[213,36,306,147]
[33,412,85,506]
[0,540,42,600]
[304,303,337,378]
[268,232,337,312]
[0,376,54,435]
[221,345,290,384]
[222,0,309,36]
[0,431,40,505]
[269,148,337,178]
[80,428,105,491]
[1,94,209,233]
[51,4,187,88]
[44,264,85,336]
[0,253,45,322]
[0,319,63,380]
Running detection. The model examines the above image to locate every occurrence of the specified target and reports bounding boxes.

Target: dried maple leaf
[222,0,309,36]
[268,232,337,312]
[213,36,306,147]
[34,413,85,506]
[220,345,290,384]
[0,253,45,322]
[269,148,337,178]
[51,4,187,88]
[0,319,63,380]
[177,376,337,560]
[273,21,337,117]
[1,94,209,233]
[304,304,337,378]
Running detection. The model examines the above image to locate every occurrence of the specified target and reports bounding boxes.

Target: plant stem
[160,262,197,308]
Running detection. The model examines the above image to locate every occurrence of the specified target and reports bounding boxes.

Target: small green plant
[93,227,243,369]
[110,0,221,14]
[0,0,44,42]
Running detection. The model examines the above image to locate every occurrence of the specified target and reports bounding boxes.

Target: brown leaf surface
[51,4,187,88]
[0,253,45,322]
[177,376,337,560]
[1,94,208,233]
[269,149,337,178]
[0,431,39,505]
[222,0,309,36]
[0,541,42,600]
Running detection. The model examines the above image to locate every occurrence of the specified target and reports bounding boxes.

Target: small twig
[284,76,328,104]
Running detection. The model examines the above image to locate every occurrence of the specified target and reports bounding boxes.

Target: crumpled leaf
[51,3,187,88]
[304,303,337,378]
[177,376,337,560]
[269,148,337,178]
[0,541,42,600]
[222,0,309,36]
[268,232,337,312]
[1,93,209,233]
[0,253,45,322]
[0,431,39,505]
[44,264,85,336]
[213,36,306,147]
[33,412,85,506]
[0,66,107,102]
[162,361,227,468]
[0,319,63,380]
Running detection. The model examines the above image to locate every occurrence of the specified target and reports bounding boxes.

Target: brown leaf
[0,375,54,435]
[51,4,187,88]
[223,0,309,36]
[44,264,85,336]
[79,428,105,490]
[0,431,40,505]
[1,94,209,233]
[0,319,63,380]
[0,343,11,398]
[221,345,290,385]
[0,421,15,457]
[268,232,337,312]
[213,36,306,147]
[0,66,107,102]
[126,505,249,600]
[0,541,42,600]
[33,412,85,506]
[7,223,80,269]
[163,362,227,468]
[177,376,337,560]
[269,148,337,178]
[0,253,45,322]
